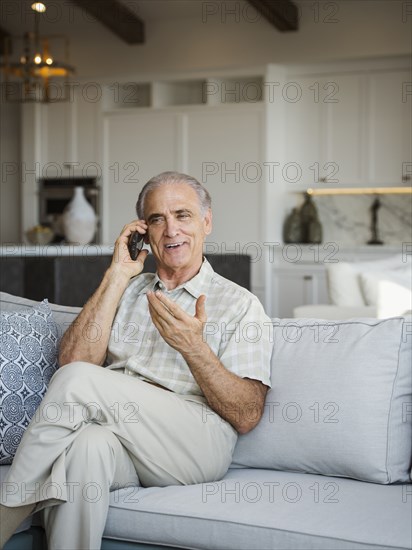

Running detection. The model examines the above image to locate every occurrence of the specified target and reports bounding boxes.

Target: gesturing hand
[147,291,207,356]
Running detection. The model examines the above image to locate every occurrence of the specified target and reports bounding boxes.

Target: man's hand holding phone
[111,220,149,279]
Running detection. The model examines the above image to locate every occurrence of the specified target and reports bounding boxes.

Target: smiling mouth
[165,242,185,249]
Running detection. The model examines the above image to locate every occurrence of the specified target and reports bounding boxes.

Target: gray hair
[136,171,211,219]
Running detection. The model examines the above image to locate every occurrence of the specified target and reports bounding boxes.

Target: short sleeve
[205,293,273,387]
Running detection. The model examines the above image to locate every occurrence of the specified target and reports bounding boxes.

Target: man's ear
[204,209,212,235]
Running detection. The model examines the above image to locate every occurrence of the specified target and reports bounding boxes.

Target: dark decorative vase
[308,218,323,244]
[300,193,322,244]
[283,208,303,243]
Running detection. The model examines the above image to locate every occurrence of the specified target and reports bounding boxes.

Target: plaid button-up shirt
[106,259,273,396]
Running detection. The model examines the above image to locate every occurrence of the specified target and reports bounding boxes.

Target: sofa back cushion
[0,292,81,340]
[232,316,412,484]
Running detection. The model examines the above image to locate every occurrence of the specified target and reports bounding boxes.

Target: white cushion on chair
[326,255,407,307]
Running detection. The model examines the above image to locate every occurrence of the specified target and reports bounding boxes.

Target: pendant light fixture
[1,2,75,102]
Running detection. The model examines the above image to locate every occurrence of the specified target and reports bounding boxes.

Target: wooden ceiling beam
[247,0,298,31]
[70,0,145,44]
[0,26,11,55]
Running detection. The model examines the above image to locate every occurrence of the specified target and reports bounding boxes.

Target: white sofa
[1,291,411,550]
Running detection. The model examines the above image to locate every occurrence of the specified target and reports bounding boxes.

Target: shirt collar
[139,257,214,299]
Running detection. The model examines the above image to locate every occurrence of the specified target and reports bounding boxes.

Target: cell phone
[128,231,144,260]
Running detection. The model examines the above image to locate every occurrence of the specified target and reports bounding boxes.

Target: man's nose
[164,217,179,236]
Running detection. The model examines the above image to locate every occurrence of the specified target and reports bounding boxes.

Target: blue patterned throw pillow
[0,300,59,464]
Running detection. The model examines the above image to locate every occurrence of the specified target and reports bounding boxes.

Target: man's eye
[178,213,190,219]
[150,217,163,225]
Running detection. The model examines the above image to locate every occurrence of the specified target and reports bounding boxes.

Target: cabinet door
[186,105,265,296]
[186,106,264,249]
[284,75,324,190]
[367,70,412,185]
[284,74,364,188]
[41,102,76,173]
[272,267,328,318]
[40,91,101,178]
[324,74,365,185]
[73,88,101,176]
[103,110,181,243]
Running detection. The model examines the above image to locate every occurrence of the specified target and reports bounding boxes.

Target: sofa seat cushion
[104,469,412,550]
[0,292,81,341]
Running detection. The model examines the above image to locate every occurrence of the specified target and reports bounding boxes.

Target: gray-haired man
[1,172,272,549]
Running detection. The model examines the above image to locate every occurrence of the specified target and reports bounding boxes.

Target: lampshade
[0,3,75,102]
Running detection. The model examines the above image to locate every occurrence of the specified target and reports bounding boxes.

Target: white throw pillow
[326,263,365,306]
[326,255,407,307]
[377,279,412,318]
[359,268,411,311]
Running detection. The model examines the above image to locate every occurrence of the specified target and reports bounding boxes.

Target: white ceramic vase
[62,186,97,245]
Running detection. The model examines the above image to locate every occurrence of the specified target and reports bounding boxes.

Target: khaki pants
[1,362,237,549]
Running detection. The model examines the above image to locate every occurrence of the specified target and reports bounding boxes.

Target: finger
[195,295,207,323]
[147,292,175,321]
[120,220,148,240]
[147,300,162,327]
[152,291,186,319]
[147,300,172,336]
[135,248,149,267]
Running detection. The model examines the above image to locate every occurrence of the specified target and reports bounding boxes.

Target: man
[1,172,272,550]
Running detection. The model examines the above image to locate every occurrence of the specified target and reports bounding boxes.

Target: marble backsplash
[312,194,412,246]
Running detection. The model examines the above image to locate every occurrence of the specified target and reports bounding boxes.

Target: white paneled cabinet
[186,106,264,248]
[283,75,325,190]
[40,101,75,172]
[103,110,182,243]
[324,74,365,186]
[74,91,101,176]
[41,90,101,177]
[367,70,412,185]
[284,73,365,189]
[284,61,411,189]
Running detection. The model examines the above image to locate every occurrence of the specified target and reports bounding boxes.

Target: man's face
[143,183,212,275]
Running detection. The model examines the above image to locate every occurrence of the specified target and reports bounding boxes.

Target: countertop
[0,244,115,257]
